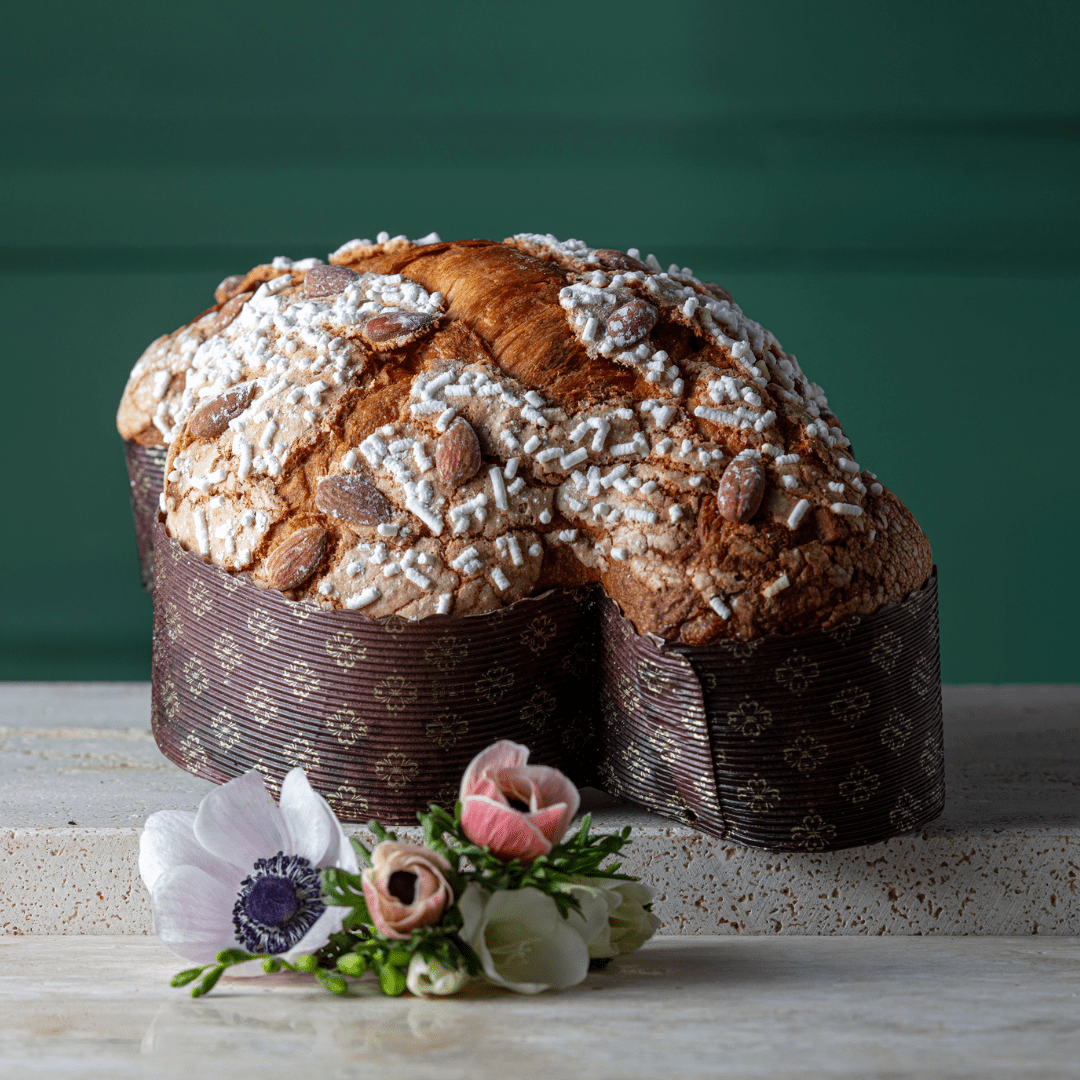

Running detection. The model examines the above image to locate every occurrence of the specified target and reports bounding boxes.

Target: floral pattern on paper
[830,685,871,727]
[179,730,208,773]
[562,646,593,679]
[325,630,367,670]
[520,615,557,655]
[425,709,468,750]
[823,616,861,644]
[325,708,368,746]
[890,791,918,832]
[735,777,779,814]
[375,752,419,790]
[880,709,913,752]
[330,783,368,819]
[920,731,944,778]
[213,632,243,674]
[791,813,837,851]
[774,650,820,694]
[187,578,213,620]
[244,685,279,726]
[839,763,880,804]
[910,652,938,699]
[870,629,903,672]
[520,688,558,731]
[782,731,828,774]
[159,676,181,723]
[476,665,515,705]
[725,698,774,739]
[162,600,184,644]
[183,655,209,699]
[208,707,242,753]
[373,676,418,714]
[424,634,468,673]
[637,659,668,697]
[714,638,758,660]
[247,609,280,649]
[283,658,319,700]
[282,736,320,772]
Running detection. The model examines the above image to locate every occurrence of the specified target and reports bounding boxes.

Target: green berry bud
[295,954,318,972]
[378,962,408,996]
[336,953,367,977]
[318,971,348,995]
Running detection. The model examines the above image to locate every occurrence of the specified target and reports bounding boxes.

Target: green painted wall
[2,1,1077,682]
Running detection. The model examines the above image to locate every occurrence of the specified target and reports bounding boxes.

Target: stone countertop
[2,683,1078,936]
[1,935,1077,1080]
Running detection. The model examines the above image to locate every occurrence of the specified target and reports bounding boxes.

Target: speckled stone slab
[1,935,1078,1080]
[1,683,1077,936]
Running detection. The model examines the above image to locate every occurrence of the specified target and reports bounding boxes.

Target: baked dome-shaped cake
[118,232,931,644]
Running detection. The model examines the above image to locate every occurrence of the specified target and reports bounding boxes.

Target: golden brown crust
[125,235,931,641]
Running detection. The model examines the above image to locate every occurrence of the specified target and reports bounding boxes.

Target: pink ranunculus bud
[361,841,454,940]
[458,740,580,863]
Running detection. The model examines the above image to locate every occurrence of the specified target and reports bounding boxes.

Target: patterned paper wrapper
[123,440,168,594]
[591,572,945,851]
[151,524,596,822]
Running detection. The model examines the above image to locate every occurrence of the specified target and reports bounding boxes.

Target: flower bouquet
[141,740,659,998]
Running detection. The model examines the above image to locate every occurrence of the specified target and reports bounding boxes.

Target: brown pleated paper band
[151,524,595,822]
[123,440,168,594]
[152,521,943,847]
[593,573,945,851]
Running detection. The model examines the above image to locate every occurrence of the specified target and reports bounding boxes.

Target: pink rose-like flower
[459,740,580,863]
[361,841,453,940]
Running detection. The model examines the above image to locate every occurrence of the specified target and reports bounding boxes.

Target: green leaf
[191,965,225,998]
[350,837,372,866]
[170,966,205,988]
[386,946,411,967]
[368,820,398,844]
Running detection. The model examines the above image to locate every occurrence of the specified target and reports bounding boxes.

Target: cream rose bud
[361,842,454,940]
[568,878,661,959]
[406,953,470,997]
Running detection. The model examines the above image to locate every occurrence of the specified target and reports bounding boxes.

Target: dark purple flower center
[245,875,299,925]
[387,870,417,905]
[232,851,325,955]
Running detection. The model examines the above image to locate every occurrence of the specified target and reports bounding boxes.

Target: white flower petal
[193,770,288,871]
[151,864,241,964]
[139,810,239,896]
[280,904,347,963]
[573,877,659,958]
[564,881,620,950]
[278,768,354,870]
[460,883,589,994]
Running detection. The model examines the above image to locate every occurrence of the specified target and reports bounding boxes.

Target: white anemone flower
[459,883,606,994]
[139,769,358,966]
